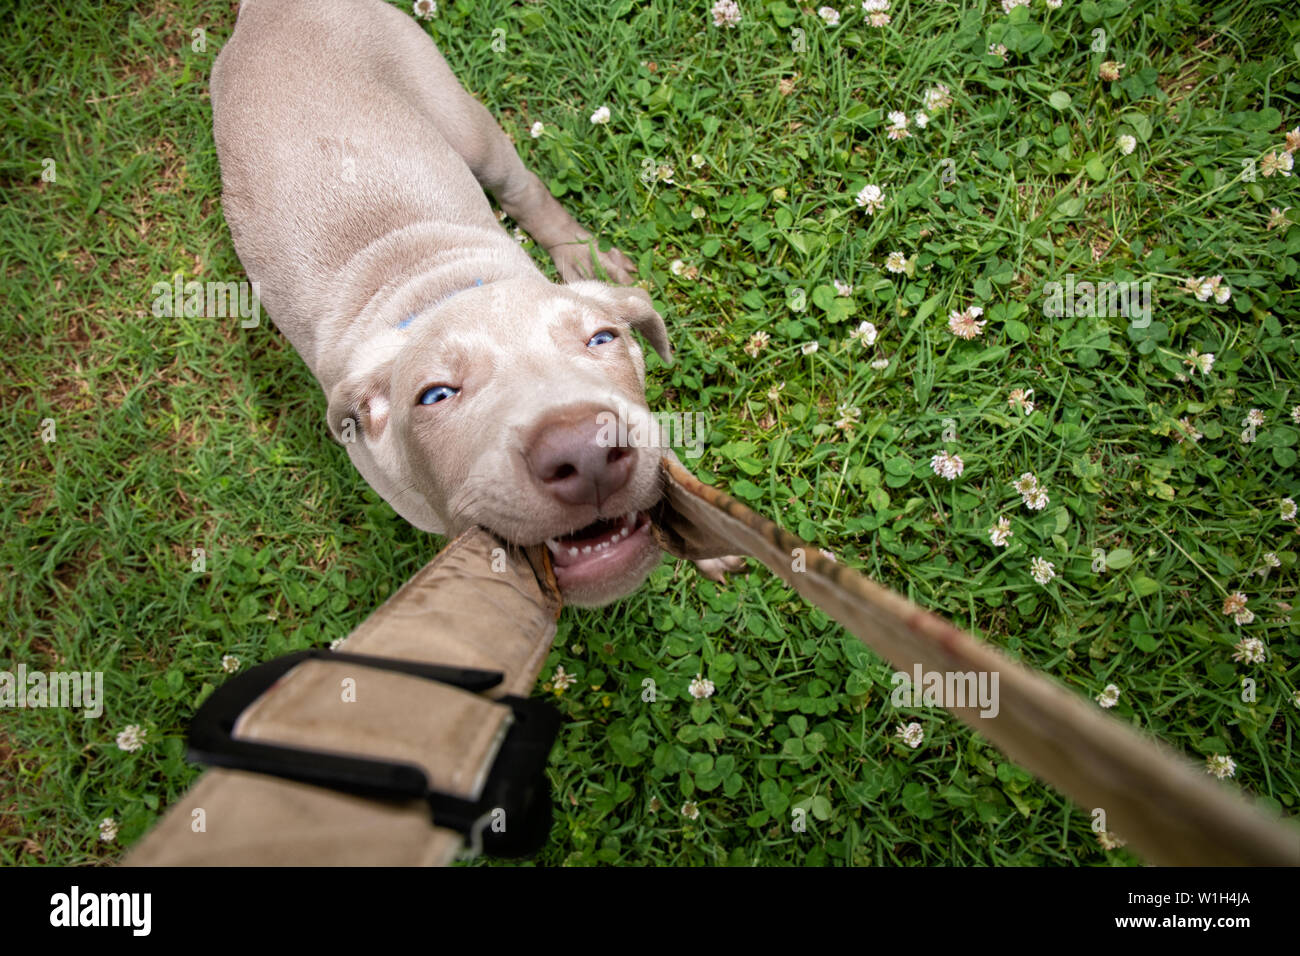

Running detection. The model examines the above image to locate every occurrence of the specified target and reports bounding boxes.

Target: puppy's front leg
[449,100,637,284]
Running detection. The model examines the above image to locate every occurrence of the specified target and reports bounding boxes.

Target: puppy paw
[550,240,638,285]
[692,555,748,584]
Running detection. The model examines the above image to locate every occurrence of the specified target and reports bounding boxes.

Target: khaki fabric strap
[653,455,1300,866]
[124,528,560,866]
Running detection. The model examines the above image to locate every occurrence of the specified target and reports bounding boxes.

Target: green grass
[2,0,1298,866]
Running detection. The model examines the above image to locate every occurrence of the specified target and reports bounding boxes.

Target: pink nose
[525,405,635,507]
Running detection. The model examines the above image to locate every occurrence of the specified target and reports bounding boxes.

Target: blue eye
[587,330,616,347]
[417,385,459,406]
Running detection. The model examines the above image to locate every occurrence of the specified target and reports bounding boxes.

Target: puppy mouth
[542,511,656,592]
[545,511,650,567]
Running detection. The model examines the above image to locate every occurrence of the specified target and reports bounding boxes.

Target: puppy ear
[326,361,394,444]
[568,281,673,366]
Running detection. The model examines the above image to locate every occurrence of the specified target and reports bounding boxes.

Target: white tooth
[582,545,592,554]
[546,538,560,553]
[569,547,578,557]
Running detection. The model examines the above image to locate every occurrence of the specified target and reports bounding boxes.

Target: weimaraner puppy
[210,0,741,604]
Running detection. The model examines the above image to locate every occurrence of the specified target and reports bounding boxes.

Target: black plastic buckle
[187,649,560,857]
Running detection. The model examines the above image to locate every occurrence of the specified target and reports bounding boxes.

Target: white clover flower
[930,451,964,480]
[221,655,240,674]
[1205,754,1236,779]
[1245,408,1266,427]
[1096,829,1126,850]
[801,340,819,355]
[1173,417,1202,444]
[1030,556,1056,585]
[988,43,1008,59]
[1007,388,1035,415]
[744,330,770,357]
[855,183,885,214]
[914,112,929,128]
[689,674,716,699]
[1291,405,1300,425]
[835,404,862,432]
[412,0,437,20]
[848,321,878,346]
[1222,592,1248,617]
[1282,498,1298,521]
[590,105,611,125]
[834,279,854,296]
[1232,637,1266,665]
[1117,134,1137,155]
[1096,684,1120,709]
[818,6,841,25]
[862,0,891,22]
[895,721,924,748]
[116,725,146,753]
[922,84,952,112]
[1193,275,1230,303]
[870,357,890,370]
[988,516,1013,547]
[766,381,785,402]
[1024,487,1049,510]
[681,801,701,819]
[1001,0,1030,11]
[99,818,119,843]
[885,251,907,273]
[529,121,544,139]
[886,111,910,140]
[711,0,741,28]
[1184,349,1214,375]
[1261,151,1294,178]
[551,665,577,693]
[1012,472,1039,496]
[947,305,985,340]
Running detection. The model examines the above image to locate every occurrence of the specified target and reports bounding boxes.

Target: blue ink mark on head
[397,313,417,330]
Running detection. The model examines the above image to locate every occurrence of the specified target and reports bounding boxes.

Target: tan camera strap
[124,527,560,866]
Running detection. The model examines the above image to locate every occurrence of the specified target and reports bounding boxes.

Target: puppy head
[327,277,673,606]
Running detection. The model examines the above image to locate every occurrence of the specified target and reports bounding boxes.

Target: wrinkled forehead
[394,289,611,372]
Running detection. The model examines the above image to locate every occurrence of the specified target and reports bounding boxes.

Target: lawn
[2,0,1298,866]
